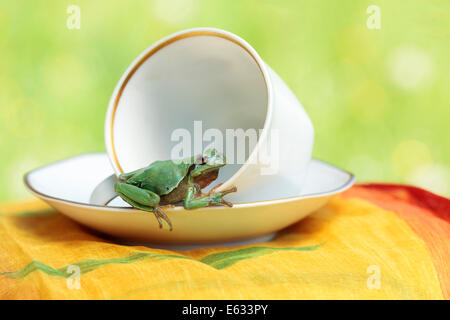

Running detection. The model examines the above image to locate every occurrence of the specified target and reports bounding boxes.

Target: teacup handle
[89,174,120,206]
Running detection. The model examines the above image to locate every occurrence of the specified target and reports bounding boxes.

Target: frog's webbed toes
[153,212,163,229]
[154,207,173,231]
[221,186,237,196]
[209,186,236,207]
[209,199,233,207]
[222,199,233,207]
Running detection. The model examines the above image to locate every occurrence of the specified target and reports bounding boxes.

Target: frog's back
[127,160,192,195]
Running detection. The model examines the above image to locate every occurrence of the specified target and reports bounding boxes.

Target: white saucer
[24,153,354,244]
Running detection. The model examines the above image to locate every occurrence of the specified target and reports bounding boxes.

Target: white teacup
[102,27,313,203]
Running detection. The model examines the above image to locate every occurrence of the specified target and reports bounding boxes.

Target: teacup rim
[104,27,273,186]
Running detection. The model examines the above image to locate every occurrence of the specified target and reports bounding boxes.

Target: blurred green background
[1,0,449,202]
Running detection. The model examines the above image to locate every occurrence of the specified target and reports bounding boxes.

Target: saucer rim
[23,153,355,211]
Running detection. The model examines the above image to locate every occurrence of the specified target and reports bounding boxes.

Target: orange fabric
[0,184,448,299]
[342,184,450,299]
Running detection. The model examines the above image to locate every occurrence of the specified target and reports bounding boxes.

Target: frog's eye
[196,154,207,164]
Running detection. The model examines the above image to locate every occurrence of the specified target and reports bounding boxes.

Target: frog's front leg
[183,185,237,210]
[114,183,172,231]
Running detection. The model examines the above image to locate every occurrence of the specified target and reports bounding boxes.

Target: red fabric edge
[342,183,450,299]
[357,183,450,222]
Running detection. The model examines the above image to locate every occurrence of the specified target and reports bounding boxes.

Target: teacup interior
[112,34,268,185]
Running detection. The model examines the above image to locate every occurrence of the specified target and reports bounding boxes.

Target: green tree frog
[114,148,237,231]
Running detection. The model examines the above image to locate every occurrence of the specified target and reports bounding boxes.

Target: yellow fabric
[0,197,444,299]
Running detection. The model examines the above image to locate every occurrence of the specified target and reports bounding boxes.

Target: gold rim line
[110,30,268,174]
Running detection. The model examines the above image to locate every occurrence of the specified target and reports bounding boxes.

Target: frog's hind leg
[118,168,145,181]
[118,193,173,231]
[114,183,172,231]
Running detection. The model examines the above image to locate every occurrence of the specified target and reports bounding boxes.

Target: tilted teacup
[97,27,314,204]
